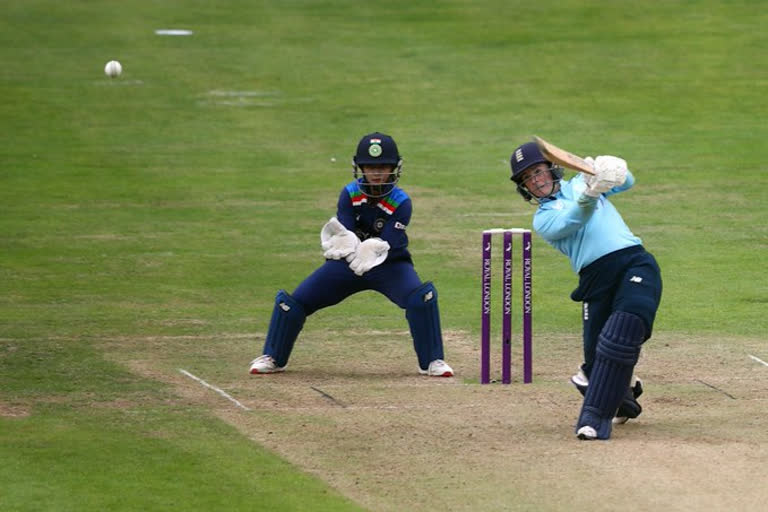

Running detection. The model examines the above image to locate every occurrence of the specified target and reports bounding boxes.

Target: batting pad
[263,290,306,367]
[405,282,444,370]
[576,311,645,439]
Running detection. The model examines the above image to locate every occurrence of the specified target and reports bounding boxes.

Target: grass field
[2,1,767,510]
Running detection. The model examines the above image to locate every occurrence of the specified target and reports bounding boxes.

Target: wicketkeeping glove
[320,217,360,260]
[347,238,390,276]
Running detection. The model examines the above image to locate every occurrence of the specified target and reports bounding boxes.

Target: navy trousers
[571,245,663,377]
[293,259,423,315]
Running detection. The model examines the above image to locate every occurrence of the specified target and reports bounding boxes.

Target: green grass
[1,0,767,510]
[1,406,362,512]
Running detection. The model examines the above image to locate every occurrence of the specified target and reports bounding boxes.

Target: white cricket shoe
[248,355,285,374]
[418,359,454,377]
[571,368,589,389]
[577,426,598,440]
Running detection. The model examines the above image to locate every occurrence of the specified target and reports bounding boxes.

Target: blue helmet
[352,132,403,198]
[510,141,563,202]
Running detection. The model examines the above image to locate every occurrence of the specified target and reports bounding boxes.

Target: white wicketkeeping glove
[347,238,390,276]
[583,155,628,197]
[320,217,360,260]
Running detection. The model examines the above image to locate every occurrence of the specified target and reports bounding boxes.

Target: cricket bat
[533,136,597,176]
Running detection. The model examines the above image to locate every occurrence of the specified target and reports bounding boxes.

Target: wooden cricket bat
[533,136,596,176]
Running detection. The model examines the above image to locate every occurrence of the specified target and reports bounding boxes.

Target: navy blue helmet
[510,141,563,202]
[353,132,403,198]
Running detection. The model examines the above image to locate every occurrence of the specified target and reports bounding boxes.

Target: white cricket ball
[104,60,122,78]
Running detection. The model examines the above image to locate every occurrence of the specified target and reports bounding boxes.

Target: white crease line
[748,354,768,367]
[245,403,487,411]
[179,369,251,411]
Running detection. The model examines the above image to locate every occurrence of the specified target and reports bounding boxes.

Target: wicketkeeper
[509,141,662,440]
[249,132,454,377]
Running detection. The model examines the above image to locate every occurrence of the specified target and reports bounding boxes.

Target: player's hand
[348,238,390,276]
[321,217,360,260]
[584,155,627,197]
[595,155,628,186]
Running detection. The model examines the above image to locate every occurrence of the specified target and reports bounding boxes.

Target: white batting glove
[595,155,628,186]
[348,238,390,276]
[320,217,360,260]
[583,155,627,197]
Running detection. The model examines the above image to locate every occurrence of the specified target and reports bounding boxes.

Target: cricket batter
[509,141,662,440]
[249,132,454,377]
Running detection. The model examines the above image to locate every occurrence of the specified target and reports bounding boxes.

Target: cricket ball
[104,60,122,78]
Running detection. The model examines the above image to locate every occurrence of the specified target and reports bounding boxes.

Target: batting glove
[594,155,628,186]
[583,156,626,198]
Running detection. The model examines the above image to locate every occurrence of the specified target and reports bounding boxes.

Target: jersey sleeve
[379,198,411,250]
[534,202,596,241]
[604,170,635,197]
[335,188,356,231]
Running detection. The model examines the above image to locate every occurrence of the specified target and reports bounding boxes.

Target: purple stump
[481,232,492,384]
[502,231,512,384]
[522,230,533,383]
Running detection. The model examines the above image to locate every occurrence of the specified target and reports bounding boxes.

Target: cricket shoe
[614,376,644,424]
[248,355,285,374]
[571,369,643,424]
[418,359,454,377]
[570,368,589,395]
[576,426,598,440]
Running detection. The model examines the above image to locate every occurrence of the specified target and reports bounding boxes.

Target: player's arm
[378,198,412,251]
[335,188,357,231]
[533,200,596,241]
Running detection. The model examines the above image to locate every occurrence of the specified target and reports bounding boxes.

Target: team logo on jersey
[374,218,385,232]
[368,144,382,157]
[394,221,406,230]
[552,200,564,210]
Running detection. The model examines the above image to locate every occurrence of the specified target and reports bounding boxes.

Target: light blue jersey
[533,172,641,272]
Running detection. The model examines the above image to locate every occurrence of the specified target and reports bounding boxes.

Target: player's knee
[405,281,438,309]
[405,282,442,339]
[596,311,645,365]
[271,290,307,329]
[405,282,444,366]
[275,290,305,316]
[615,290,661,340]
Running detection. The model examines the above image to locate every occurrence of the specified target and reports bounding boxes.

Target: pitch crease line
[179,369,251,411]
[748,354,768,367]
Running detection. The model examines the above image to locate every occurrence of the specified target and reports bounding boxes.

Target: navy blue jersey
[336,179,412,263]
